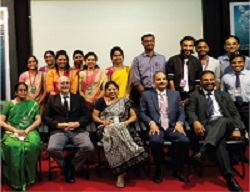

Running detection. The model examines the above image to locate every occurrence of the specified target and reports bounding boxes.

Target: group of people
[0,33,249,192]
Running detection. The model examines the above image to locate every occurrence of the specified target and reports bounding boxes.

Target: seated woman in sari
[79,52,107,110]
[0,82,41,191]
[106,46,132,98]
[46,50,78,95]
[92,81,149,188]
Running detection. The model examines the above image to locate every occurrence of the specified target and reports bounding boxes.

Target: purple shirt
[132,52,166,88]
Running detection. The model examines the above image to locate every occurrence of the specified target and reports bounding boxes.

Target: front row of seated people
[0,70,245,191]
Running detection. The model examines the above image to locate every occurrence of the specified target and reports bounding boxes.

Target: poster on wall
[230,2,250,50]
[0,7,11,101]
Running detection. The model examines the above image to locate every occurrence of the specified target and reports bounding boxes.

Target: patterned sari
[99,97,149,175]
[1,100,41,191]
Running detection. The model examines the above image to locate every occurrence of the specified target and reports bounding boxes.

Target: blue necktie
[207,92,214,122]
[235,72,243,106]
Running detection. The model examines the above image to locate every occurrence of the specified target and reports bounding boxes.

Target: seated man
[43,76,94,183]
[186,70,244,192]
[140,71,190,183]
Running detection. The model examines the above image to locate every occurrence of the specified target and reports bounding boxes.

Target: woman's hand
[124,121,129,126]
[103,120,111,126]
[14,129,26,136]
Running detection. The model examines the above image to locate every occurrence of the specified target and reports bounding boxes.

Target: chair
[47,123,94,180]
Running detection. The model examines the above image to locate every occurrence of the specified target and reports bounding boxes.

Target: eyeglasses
[60,81,70,85]
[143,40,155,44]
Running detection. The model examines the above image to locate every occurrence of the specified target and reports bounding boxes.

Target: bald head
[57,76,70,95]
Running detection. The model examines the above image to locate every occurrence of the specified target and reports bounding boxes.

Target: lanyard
[203,58,209,71]
[28,71,38,86]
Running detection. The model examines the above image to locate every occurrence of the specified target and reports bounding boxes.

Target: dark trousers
[204,117,235,177]
[149,127,190,174]
[235,102,249,133]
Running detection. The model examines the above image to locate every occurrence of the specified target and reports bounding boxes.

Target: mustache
[181,50,194,54]
[159,82,165,85]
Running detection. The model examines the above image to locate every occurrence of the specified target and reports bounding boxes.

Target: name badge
[113,116,120,124]
[23,116,28,125]
[179,79,186,88]
[235,88,241,97]
[87,86,93,95]
[30,86,36,94]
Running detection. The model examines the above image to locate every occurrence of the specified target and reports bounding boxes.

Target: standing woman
[106,46,132,98]
[0,82,41,191]
[39,50,55,73]
[19,55,47,105]
[46,50,78,95]
[79,52,107,110]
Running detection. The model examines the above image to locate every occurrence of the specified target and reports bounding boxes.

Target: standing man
[221,53,249,135]
[140,71,190,183]
[195,39,220,89]
[186,70,244,192]
[71,50,84,71]
[218,35,250,77]
[131,33,166,107]
[166,36,202,106]
[43,76,94,183]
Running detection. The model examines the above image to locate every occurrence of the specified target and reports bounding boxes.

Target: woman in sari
[106,46,132,98]
[46,50,78,95]
[19,55,47,105]
[92,81,149,188]
[0,82,41,191]
[39,50,55,73]
[79,52,107,110]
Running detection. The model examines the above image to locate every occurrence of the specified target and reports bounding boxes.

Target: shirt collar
[142,51,158,57]
[60,93,70,99]
[156,89,167,96]
[203,89,215,96]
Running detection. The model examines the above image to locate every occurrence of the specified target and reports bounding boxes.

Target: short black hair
[15,82,28,92]
[180,36,196,45]
[104,81,119,90]
[141,34,155,41]
[73,50,84,59]
[55,50,70,72]
[153,71,167,80]
[224,35,240,44]
[194,39,209,47]
[200,70,215,80]
[229,53,246,63]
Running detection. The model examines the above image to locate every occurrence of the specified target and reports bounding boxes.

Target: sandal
[116,175,125,188]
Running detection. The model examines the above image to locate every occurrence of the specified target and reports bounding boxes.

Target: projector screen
[31,0,203,69]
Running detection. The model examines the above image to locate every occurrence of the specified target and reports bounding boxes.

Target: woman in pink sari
[79,52,107,110]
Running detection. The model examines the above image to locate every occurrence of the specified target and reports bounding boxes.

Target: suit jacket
[139,88,185,128]
[43,93,91,133]
[186,89,244,130]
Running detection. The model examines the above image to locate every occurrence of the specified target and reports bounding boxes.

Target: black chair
[47,123,93,180]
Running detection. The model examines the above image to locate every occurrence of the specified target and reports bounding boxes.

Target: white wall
[31,0,203,68]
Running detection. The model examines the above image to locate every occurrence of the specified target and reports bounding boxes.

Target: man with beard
[71,50,84,71]
[166,36,202,107]
[195,39,220,89]
[218,35,250,77]
[140,71,190,183]
[186,70,244,192]
[221,53,250,136]
[131,33,166,107]
[43,76,94,183]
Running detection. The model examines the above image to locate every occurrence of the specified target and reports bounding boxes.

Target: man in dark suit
[140,71,190,183]
[43,76,94,183]
[186,70,244,192]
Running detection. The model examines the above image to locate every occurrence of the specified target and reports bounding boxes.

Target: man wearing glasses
[43,76,94,183]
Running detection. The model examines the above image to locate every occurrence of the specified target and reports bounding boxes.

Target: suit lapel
[151,90,160,116]
[199,90,209,116]
[167,89,173,114]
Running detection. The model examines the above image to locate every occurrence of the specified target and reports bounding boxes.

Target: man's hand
[149,122,160,135]
[193,121,205,137]
[65,122,80,131]
[174,122,186,136]
[181,98,190,107]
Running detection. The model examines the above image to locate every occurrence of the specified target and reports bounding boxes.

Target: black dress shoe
[173,172,190,183]
[226,177,242,192]
[193,146,206,162]
[63,157,75,183]
[153,171,163,183]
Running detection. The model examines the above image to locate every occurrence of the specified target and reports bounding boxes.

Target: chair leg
[38,155,43,181]
[48,155,52,180]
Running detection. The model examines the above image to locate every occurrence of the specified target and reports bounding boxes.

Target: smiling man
[221,53,250,135]
[166,36,202,107]
[140,71,190,183]
[186,70,244,192]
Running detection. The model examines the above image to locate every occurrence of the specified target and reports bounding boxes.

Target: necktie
[183,59,189,92]
[207,92,214,122]
[235,72,243,106]
[159,94,169,130]
[63,96,69,111]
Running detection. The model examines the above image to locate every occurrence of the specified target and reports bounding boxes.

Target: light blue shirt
[221,69,250,102]
[218,54,250,77]
[132,52,166,88]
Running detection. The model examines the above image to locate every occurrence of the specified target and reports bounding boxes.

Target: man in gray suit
[43,76,94,183]
[140,71,190,183]
[186,70,244,192]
